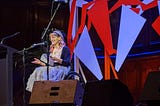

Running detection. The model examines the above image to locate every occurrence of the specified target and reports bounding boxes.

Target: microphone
[30,41,47,48]
[0,32,21,44]
[17,41,47,52]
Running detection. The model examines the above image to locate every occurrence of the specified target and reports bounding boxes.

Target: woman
[26,30,71,92]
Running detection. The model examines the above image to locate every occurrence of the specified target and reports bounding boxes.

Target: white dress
[26,47,70,92]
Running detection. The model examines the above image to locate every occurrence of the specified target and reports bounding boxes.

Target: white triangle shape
[115,5,146,72]
[74,26,103,80]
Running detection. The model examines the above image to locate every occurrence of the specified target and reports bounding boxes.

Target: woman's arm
[31,58,46,66]
[51,46,71,67]
[60,46,71,66]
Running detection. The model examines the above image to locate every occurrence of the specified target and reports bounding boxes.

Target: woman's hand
[51,56,62,64]
[31,58,46,66]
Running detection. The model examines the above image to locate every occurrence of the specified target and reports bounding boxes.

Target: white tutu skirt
[26,66,70,92]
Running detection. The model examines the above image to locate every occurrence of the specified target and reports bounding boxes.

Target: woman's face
[49,33,61,45]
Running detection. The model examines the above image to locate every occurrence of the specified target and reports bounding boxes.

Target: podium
[0,44,18,106]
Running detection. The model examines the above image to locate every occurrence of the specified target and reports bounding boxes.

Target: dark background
[0,0,69,50]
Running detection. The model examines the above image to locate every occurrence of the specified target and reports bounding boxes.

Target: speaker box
[29,80,84,106]
[139,71,160,105]
[82,79,133,106]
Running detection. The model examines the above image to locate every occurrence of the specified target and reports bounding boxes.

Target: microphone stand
[41,2,61,80]
[41,2,61,40]
[22,48,27,106]
[0,32,20,44]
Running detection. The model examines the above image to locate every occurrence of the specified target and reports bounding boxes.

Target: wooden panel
[140,71,160,101]
[118,55,160,103]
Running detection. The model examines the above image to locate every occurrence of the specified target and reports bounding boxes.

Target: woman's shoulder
[63,46,70,50]
[62,46,70,53]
